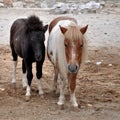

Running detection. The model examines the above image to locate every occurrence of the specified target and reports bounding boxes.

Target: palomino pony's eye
[80,44,83,48]
[64,43,68,48]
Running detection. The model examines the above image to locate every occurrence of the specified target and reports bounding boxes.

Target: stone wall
[0,0,99,8]
[0,0,56,8]
[0,0,49,8]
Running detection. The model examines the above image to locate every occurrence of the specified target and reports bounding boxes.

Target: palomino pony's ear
[59,25,68,34]
[43,25,48,33]
[80,25,88,34]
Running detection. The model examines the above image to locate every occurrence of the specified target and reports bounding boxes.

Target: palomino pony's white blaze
[47,18,87,107]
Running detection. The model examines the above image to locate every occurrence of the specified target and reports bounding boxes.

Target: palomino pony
[47,16,88,107]
[10,15,48,100]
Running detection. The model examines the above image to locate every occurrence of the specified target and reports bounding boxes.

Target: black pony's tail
[27,15,43,31]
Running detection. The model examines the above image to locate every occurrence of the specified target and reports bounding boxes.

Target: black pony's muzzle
[68,64,79,73]
[35,54,42,61]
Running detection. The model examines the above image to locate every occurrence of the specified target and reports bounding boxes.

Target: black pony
[10,15,48,101]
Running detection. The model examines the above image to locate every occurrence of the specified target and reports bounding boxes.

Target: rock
[24,0,35,3]
[96,61,102,65]
[13,1,24,8]
[3,0,13,7]
[79,1,103,13]
[0,87,5,91]
[0,3,4,7]
[50,1,105,14]
[108,64,112,67]
[50,2,69,14]
[40,1,48,8]
[44,0,55,8]
[0,0,3,2]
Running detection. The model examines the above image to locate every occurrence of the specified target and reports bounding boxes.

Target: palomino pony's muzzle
[68,64,79,73]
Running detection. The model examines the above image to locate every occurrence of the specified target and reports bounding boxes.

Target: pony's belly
[47,46,55,65]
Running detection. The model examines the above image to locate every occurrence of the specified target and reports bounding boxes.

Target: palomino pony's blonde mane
[64,22,88,65]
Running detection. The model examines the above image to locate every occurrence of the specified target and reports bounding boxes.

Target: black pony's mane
[27,15,43,31]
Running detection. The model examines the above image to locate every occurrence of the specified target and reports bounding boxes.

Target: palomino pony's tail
[27,15,43,31]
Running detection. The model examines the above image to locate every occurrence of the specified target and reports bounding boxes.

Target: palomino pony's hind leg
[53,67,58,93]
[22,60,27,88]
[11,48,18,84]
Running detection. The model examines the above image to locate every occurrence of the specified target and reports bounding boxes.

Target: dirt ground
[0,3,120,120]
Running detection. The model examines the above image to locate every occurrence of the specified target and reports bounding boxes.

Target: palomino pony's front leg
[36,62,44,95]
[69,74,78,107]
[57,76,65,106]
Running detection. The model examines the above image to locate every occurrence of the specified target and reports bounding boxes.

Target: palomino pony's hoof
[70,106,80,112]
[53,90,56,94]
[58,104,64,110]
[52,90,57,97]
[39,94,44,99]
[57,102,65,110]
[25,96,31,102]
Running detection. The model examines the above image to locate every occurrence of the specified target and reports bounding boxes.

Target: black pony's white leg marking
[22,73,27,88]
[36,61,44,96]
[11,61,18,84]
[22,60,27,88]
[36,60,45,97]
[26,85,31,96]
[25,62,33,101]
[37,79,44,95]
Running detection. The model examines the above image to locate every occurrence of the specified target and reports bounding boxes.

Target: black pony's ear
[43,25,48,33]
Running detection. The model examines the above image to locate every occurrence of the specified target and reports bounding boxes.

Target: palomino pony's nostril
[68,64,78,73]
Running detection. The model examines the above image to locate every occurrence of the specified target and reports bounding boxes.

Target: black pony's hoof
[11,83,16,89]
[58,104,65,110]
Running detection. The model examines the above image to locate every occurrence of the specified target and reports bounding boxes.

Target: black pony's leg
[11,47,18,84]
[36,61,44,95]
[25,61,33,98]
[22,60,27,88]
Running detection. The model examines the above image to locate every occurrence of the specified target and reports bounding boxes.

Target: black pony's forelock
[27,15,43,31]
